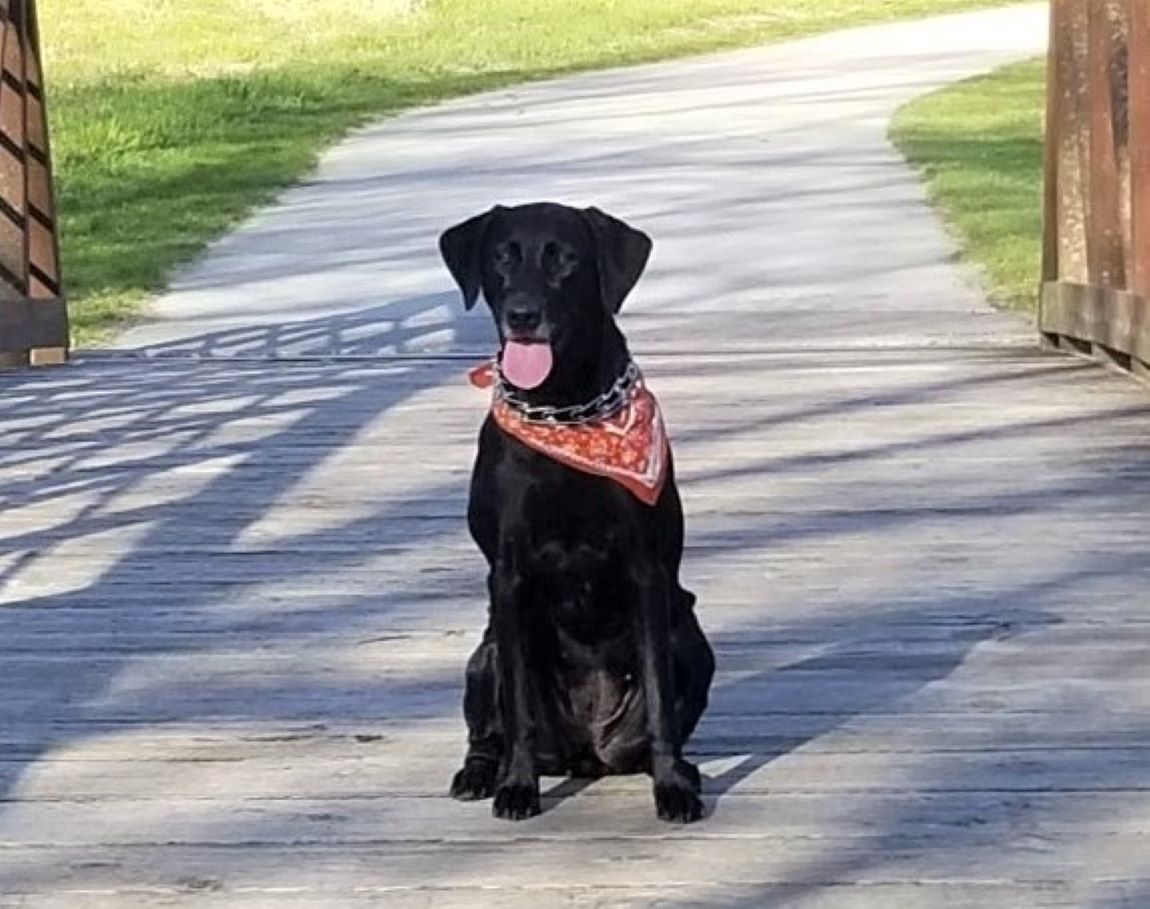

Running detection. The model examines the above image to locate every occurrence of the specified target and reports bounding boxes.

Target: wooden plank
[1039,281,1150,363]
[0,607,1136,652]
[22,0,66,366]
[1055,0,1092,284]
[0,346,28,368]
[2,622,1149,661]
[29,346,66,365]
[1042,0,1064,283]
[1114,0,1134,289]
[8,745,1150,801]
[2,836,1150,892]
[0,293,66,351]
[2,883,1145,909]
[7,707,1150,756]
[1131,0,1150,297]
[1084,0,1127,287]
[0,0,67,364]
[8,675,1150,728]
[5,706,1150,761]
[0,0,27,296]
[2,641,1150,692]
[5,792,1150,847]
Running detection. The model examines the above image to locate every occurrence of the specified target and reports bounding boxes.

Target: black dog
[439,202,714,823]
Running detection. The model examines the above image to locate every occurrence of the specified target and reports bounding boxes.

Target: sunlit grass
[892,58,1046,313]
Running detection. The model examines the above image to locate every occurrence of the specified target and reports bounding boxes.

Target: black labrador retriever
[439,202,714,823]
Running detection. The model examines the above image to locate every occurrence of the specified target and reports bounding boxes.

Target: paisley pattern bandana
[469,362,670,506]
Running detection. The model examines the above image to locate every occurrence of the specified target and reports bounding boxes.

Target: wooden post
[1041,0,1150,382]
[0,0,68,368]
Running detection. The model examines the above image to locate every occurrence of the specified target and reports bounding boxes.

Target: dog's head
[439,202,651,390]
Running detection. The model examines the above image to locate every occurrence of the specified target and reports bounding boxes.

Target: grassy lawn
[43,0,1019,344]
[891,58,1047,313]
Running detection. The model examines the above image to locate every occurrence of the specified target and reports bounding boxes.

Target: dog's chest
[528,532,629,636]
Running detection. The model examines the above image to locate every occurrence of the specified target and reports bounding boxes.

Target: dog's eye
[543,242,578,270]
[492,244,519,267]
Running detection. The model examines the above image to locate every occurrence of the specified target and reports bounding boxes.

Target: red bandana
[469,363,670,506]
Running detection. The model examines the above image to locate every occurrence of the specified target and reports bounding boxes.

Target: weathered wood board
[2,345,1150,906]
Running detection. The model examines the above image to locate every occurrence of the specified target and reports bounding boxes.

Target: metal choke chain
[497,361,639,425]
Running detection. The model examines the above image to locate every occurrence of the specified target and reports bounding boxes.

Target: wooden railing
[0,0,67,368]
[1041,0,1150,379]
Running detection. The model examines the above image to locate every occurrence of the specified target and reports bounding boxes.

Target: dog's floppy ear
[582,207,652,313]
[439,206,503,310]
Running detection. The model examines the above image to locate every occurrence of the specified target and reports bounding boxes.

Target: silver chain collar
[497,361,640,425]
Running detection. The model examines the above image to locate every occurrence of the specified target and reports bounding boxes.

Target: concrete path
[115,5,1048,357]
[10,4,1150,907]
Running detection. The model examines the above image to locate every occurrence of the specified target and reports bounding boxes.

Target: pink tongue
[501,341,554,390]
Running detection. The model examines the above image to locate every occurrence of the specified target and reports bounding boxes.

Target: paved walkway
[117,5,1047,358]
[7,4,1150,906]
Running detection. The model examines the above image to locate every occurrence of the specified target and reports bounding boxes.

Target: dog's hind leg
[672,600,714,747]
[593,605,712,797]
[668,602,714,795]
[632,563,706,823]
[449,628,502,801]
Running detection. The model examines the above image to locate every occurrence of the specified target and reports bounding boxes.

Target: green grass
[43,0,1019,343]
[892,58,1047,313]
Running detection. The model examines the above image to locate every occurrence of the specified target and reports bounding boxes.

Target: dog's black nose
[506,306,542,333]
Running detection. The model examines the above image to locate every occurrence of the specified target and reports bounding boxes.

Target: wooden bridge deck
[5,5,1150,906]
[2,345,1150,907]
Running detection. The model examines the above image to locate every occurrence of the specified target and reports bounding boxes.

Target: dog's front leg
[490,545,541,820]
[634,561,705,823]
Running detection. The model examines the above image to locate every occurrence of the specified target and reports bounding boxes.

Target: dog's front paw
[492,777,541,820]
[654,771,705,824]
[450,759,497,801]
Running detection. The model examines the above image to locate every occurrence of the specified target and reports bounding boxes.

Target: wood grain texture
[1044,0,1150,378]
[1084,0,1126,287]
[0,0,68,362]
[1130,0,1150,297]
[0,295,66,353]
[2,341,1150,904]
[1039,281,1150,369]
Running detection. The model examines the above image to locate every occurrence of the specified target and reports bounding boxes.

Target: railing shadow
[0,300,491,817]
[2,340,1149,900]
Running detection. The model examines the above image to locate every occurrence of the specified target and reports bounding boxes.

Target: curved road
[116,5,1047,357]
